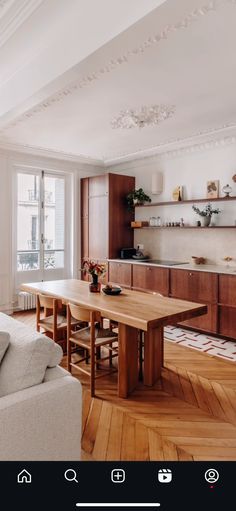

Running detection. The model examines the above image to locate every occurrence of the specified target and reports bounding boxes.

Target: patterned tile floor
[164,326,236,362]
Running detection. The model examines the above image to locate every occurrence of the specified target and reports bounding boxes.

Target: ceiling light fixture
[111,104,175,129]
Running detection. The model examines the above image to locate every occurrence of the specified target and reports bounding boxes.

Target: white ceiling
[0,0,236,165]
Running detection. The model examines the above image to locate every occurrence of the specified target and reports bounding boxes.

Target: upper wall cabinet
[81,173,135,263]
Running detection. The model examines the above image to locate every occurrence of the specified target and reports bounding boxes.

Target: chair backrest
[68,303,101,323]
[37,294,63,309]
[37,294,54,309]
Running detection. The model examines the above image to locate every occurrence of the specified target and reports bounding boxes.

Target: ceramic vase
[201,215,211,227]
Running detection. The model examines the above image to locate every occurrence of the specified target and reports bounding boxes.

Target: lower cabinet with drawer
[218,274,236,338]
[182,304,218,333]
[107,262,236,339]
[170,269,218,333]
[219,306,236,338]
[132,264,169,296]
[170,269,218,303]
[108,262,132,288]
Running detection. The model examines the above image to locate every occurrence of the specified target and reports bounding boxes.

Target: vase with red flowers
[82,260,106,293]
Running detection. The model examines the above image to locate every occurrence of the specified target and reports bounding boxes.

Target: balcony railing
[17,249,64,271]
[27,239,53,250]
[28,189,39,201]
[27,190,54,203]
[27,240,39,250]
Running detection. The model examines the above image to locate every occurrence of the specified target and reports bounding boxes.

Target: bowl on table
[102,285,122,295]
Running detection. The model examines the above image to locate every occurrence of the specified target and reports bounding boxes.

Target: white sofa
[0,313,82,461]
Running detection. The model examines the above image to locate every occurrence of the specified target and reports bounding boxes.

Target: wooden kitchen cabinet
[182,304,217,333]
[132,264,169,295]
[170,269,218,333]
[219,274,236,306]
[88,174,108,197]
[218,275,236,338]
[88,195,109,260]
[108,262,132,288]
[81,173,135,270]
[170,269,218,303]
[219,306,236,338]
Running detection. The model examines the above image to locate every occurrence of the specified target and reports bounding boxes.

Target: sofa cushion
[0,332,10,364]
[0,313,63,397]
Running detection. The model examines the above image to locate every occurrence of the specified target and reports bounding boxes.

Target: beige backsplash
[134,228,236,266]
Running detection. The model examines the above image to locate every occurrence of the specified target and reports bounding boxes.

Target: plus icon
[111,469,125,483]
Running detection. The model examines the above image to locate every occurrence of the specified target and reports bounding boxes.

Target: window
[16,171,66,274]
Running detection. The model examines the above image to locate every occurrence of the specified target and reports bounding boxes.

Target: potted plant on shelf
[192,203,221,227]
[126,188,151,210]
[81,260,106,293]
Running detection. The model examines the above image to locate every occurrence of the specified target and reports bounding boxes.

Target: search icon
[64,469,78,483]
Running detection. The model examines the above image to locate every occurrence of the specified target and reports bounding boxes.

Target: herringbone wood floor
[13,311,236,461]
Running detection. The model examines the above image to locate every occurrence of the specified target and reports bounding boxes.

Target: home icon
[17,469,32,484]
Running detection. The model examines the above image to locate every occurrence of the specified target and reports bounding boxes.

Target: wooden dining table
[21,279,207,398]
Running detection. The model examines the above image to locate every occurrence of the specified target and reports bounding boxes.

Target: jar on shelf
[156,216,162,227]
[149,217,156,226]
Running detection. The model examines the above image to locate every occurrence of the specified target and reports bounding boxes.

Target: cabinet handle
[147,267,152,271]
[189,272,193,276]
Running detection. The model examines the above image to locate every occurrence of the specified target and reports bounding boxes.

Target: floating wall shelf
[135,196,236,208]
[132,226,236,230]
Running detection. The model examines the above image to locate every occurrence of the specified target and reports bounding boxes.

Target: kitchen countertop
[108,259,236,275]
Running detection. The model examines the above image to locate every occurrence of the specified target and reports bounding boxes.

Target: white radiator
[18,291,36,310]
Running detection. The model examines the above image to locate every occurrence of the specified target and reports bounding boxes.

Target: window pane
[17,251,40,271]
[17,173,39,271]
[44,251,64,269]
[44,176,65,251]
[44,176,65,269]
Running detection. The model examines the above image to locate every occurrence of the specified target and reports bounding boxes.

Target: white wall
[108,142,236,265]
[0,149,103,312]
[0,154,12,311]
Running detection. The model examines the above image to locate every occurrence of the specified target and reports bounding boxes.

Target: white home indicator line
[76,504,160,508]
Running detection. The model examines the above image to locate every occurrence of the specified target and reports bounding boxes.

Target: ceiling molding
[104,125,236,165]
[0,0,43,49]
[0,131,235,169]
[1,0,233,133]
[0,0,14,17]
[0,140,104,167]
[107,136,236,171]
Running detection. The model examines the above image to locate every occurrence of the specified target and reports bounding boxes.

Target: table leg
[143,326,163,386]
[118,323,139,398]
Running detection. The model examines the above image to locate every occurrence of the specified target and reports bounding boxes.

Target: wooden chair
[36,293,80,345]
[67,303,118,396]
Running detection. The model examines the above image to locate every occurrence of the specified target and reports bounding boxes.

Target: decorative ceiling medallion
[1,0,234,133]
[111,104,175,129]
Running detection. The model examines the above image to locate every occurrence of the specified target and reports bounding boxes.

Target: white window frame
[12,164,72,298]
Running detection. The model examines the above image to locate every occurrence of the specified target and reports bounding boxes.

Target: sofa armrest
[0,375,82,461]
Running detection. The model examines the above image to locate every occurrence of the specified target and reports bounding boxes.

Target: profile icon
[205,469,219,484]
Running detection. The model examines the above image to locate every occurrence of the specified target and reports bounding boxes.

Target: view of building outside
[17,173,65,271]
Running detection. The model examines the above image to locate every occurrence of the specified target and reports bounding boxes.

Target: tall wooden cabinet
[81,173,135,277]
